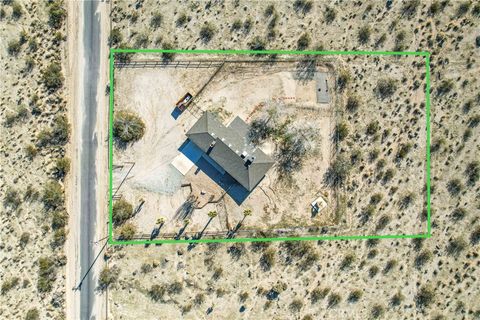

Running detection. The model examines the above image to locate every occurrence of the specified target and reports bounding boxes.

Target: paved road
[79,1,100,319]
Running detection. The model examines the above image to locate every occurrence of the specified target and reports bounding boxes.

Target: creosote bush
[98,266,119,290]
[48,0,66,29]
[149,284,166,301]
[376,78,397,99]
[113,110,145,144]
[150,11,163,28]
[200,23,215,43]
[38,256,56,292]
[297,33,310,50]
[42,62,64,91]
[117,223,136,240]
[53,157,70,179]
[324,155,351,187]
[358,25,371,44]
[42,180,64,210]
[25,308,40,320]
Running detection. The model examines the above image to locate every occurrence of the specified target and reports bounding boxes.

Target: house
[186,112,274,191]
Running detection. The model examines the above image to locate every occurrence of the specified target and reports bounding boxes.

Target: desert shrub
[113,110,145,144]
[447,179,463,196]
[456,1,471,16]
[345,95,360,112]
[327,293,341,309]
[1,276,20,294]
[395,30,407,51]
[25,308,40,320]
[5,105,28,126]
[231,19,242,31]
[200,23,215,43]
[249,36,266,52]
[371,304,385,319]
[366,121,379,135]
[260,248,276,271]
[414,250,432,269]
[465,161,480,185]
[176,13,187,27]
[212,267,223,280]
[20,232,30,247]
[48,1,66,29]
[149,284,166,301]
[382,259,397,274]
[311,287,330,303]
[24,185,39,202]
[437,79,454,96]
[12,2,23,19]
[390,292,404,306]
[115,43,132,63]
[340,254,355,271]
[37,256,56,292]
[0,8,5,20]
[28,38,38,51]
[168,281,183,294]
[368,265,379,278]
[376,78,397,99]
[117,223,136,240]
[24,56,35,72]
[7,39,21,56]
[347,290,362,303]
[98,266,119,290]
[294,0,313,14]
[194,293,205,305]
[150,11,162,28]
[401,0,420,18]
[42,180,64,210]
[358,25,371,44]
[109,28,122,46]
[227,243,245,260]
[42,62,64,90]
[289,299,303,313]
[266,282,287,300]
[112,199,133,225]
[51,210,68,229]
[337,70,351,91]
[468,114,480,128]
[297,33,310,50]
[4,187,21,209]
[264,4,275,17]
[243,18,253,34]
[135,33,149,48]
[451,208,467,221]
[370,193,382,205]
[158,42,174,61]
[52,228,67,248]
[53,157,70,179]
[324,6,336,23]
[399,192,415,209]
[446,238,466,256]
[334,122,349,142]
[324,155,351,187]
[299,251,319,271]
[415,286,434,309]
[383,168,395,182]
[396,143,412,161]
[471,227,480,245]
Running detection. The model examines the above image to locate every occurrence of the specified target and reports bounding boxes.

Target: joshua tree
[156,216,165,225]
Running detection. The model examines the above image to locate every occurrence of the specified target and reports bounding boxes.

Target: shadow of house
[179,112,274,205]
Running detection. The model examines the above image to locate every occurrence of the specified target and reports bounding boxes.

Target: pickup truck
[175,93,193,111]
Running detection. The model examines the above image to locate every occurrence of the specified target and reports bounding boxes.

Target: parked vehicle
[176,93,193,111]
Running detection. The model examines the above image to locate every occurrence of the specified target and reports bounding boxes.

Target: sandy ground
[104,1,480,319]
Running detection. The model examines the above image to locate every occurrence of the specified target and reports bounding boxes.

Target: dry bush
[113,110,145,144]
[98,266,119,290]
[112,199,133,225]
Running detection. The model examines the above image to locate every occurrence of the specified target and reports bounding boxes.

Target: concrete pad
[171,153,194,175]
[316,72,330,103]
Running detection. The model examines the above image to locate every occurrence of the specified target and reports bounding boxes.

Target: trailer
[176,92,193,111]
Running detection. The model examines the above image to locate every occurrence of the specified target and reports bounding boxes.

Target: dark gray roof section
[186,112,274,191]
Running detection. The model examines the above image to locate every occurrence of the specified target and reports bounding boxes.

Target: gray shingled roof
[186,112,274,191]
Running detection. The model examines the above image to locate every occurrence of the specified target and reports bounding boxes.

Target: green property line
[108,49,432,245]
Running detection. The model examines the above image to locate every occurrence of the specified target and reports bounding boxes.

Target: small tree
[25,308,40,320]
[415,286,434,309]
[347,290,363,303]
[12,2,23,19]
[336,69,351,91]
[7,39,21,56]
[113,110,145,144]
[345,95,360,112]
[149,284,166,301]
[176,13,187,27]
[324,6,336,23]
[112,199,133,225]
[109,28,122,46]
[37,256,56,292]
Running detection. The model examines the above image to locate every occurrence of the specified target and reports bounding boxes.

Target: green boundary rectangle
[108,49,431,245]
